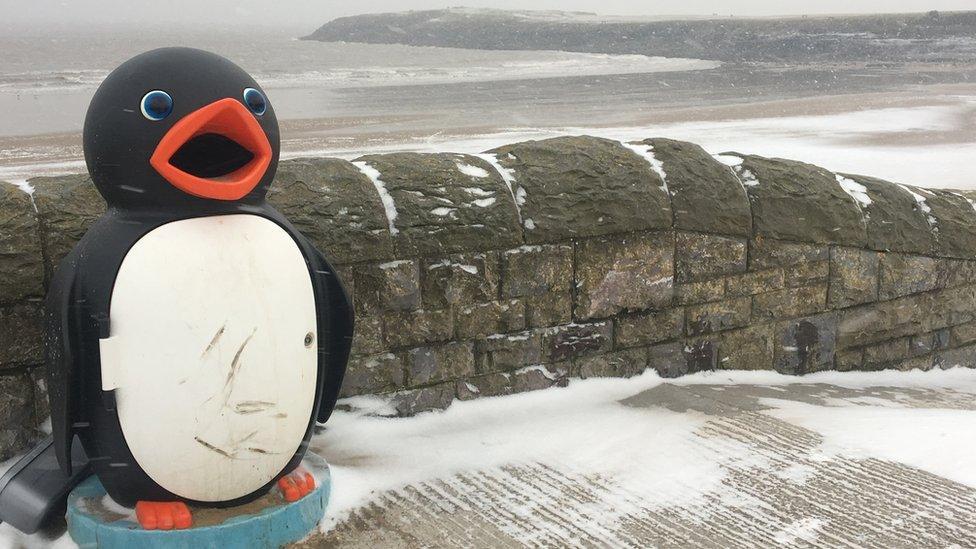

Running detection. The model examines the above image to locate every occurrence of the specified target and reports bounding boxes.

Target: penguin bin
[0,48,354,548]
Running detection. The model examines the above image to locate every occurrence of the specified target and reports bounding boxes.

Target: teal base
[66,453,330,549]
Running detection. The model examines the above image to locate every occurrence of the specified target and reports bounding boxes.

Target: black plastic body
[41,47,354,512]
[0,436,90,534]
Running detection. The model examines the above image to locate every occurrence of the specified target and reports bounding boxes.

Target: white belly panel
[101,214,317,502]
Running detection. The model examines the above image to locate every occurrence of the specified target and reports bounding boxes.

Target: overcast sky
[3,0,974,28]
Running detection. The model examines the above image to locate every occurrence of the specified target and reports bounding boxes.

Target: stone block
[863,338,911,369]
[774,313,837,375]
[674,232,747,283]
[784,261,829,288]
[354,260,420,313]
[0,183,44,303]
[456,300,525,339]
[353,152,521,256]
[738,156,866,246]
[456,373,512,400]
[909,329,950,356]
[340,353,404,397]
[752,286,827,321]
[894,355,936,372]
[615,308,684,349]
[685,297,752,336]
[640,138,751,236]
[406,342,476,385]
[501,245,572,298]
[542,322,612,362]
[489,136,671,243]
[878,253,943,300]
[389,384,455,417]
[717,325,775,371]
[842,174,936,255]
[29,175,105,273]
[475,331,543,372]
[828,247,880,309]
[921,189,976,259]
[382,309,453,349]
[835,349,863,372]
[576,232,674,320]
[523,292,572,329]
[675,279,725,305]
[0,301,43,367]
[950,322,976,347]
[576,348,649,379]
[350,315,384,356]
[935,344,976,370]
[725,269,784,297]
[508,364,570,395]
[749,238,828,270]
[0,373,37,461]
[645,339,717,377]
[269,158,395,263]
[422,252,499,309]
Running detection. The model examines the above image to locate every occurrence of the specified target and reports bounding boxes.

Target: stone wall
[3,135,976,458]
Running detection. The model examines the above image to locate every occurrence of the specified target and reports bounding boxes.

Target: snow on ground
[5,367,976,547]
[311,367,976,534]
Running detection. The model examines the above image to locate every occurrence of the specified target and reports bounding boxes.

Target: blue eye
[243,87,266,116]
[140,90,173,121]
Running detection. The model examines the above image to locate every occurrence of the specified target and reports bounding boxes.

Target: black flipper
[309,245,354,423]
[45,249,81,476]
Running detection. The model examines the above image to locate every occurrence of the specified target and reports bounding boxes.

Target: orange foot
[277,467,316,502]
[135,501,192,530]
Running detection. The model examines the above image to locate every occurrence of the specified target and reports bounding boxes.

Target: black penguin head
[83,48,280,209]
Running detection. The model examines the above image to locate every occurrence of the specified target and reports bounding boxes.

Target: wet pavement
[301,382,976,548]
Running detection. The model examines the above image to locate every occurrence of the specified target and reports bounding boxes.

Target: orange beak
[149,98,272,201]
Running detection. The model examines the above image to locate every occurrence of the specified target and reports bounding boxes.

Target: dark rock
[390,384,455,416]
[684,339,718,373]
[950,322,976,347]
[576,348,648,379]
[828,247,880,309]
[0,183,44,303]
[738,156,866,246]
[685,297,752,336]
[406,342,475,385]
[30,174,105,276]
[542,322,612,362]
[920,189,976,258]
[774,313,837,375]
[648,342,686,378]
[641,138,751,236]
[615,308,684,349]
[843,174,937,255]
[835,350,863,372]
[382,308,453,349]
[270,158,395,264]
[784,260,829,288]
[576,232,674,320]
[909,329,949,356]
[488,136,671,243]
[674,232,747,283]
[354,260,420,313]
[0,373,36,460]
[0,302,43,367]
[456,300,525,339]
[500,244,572,298]
[508,364,571,394]
[422,252,499,309]
[340,353,404,397]
[353,152,521,256]
[935,343,976,370]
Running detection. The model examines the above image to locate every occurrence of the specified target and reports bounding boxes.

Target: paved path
[299,382,976,548]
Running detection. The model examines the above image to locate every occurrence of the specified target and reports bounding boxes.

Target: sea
[2,24,976,189]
